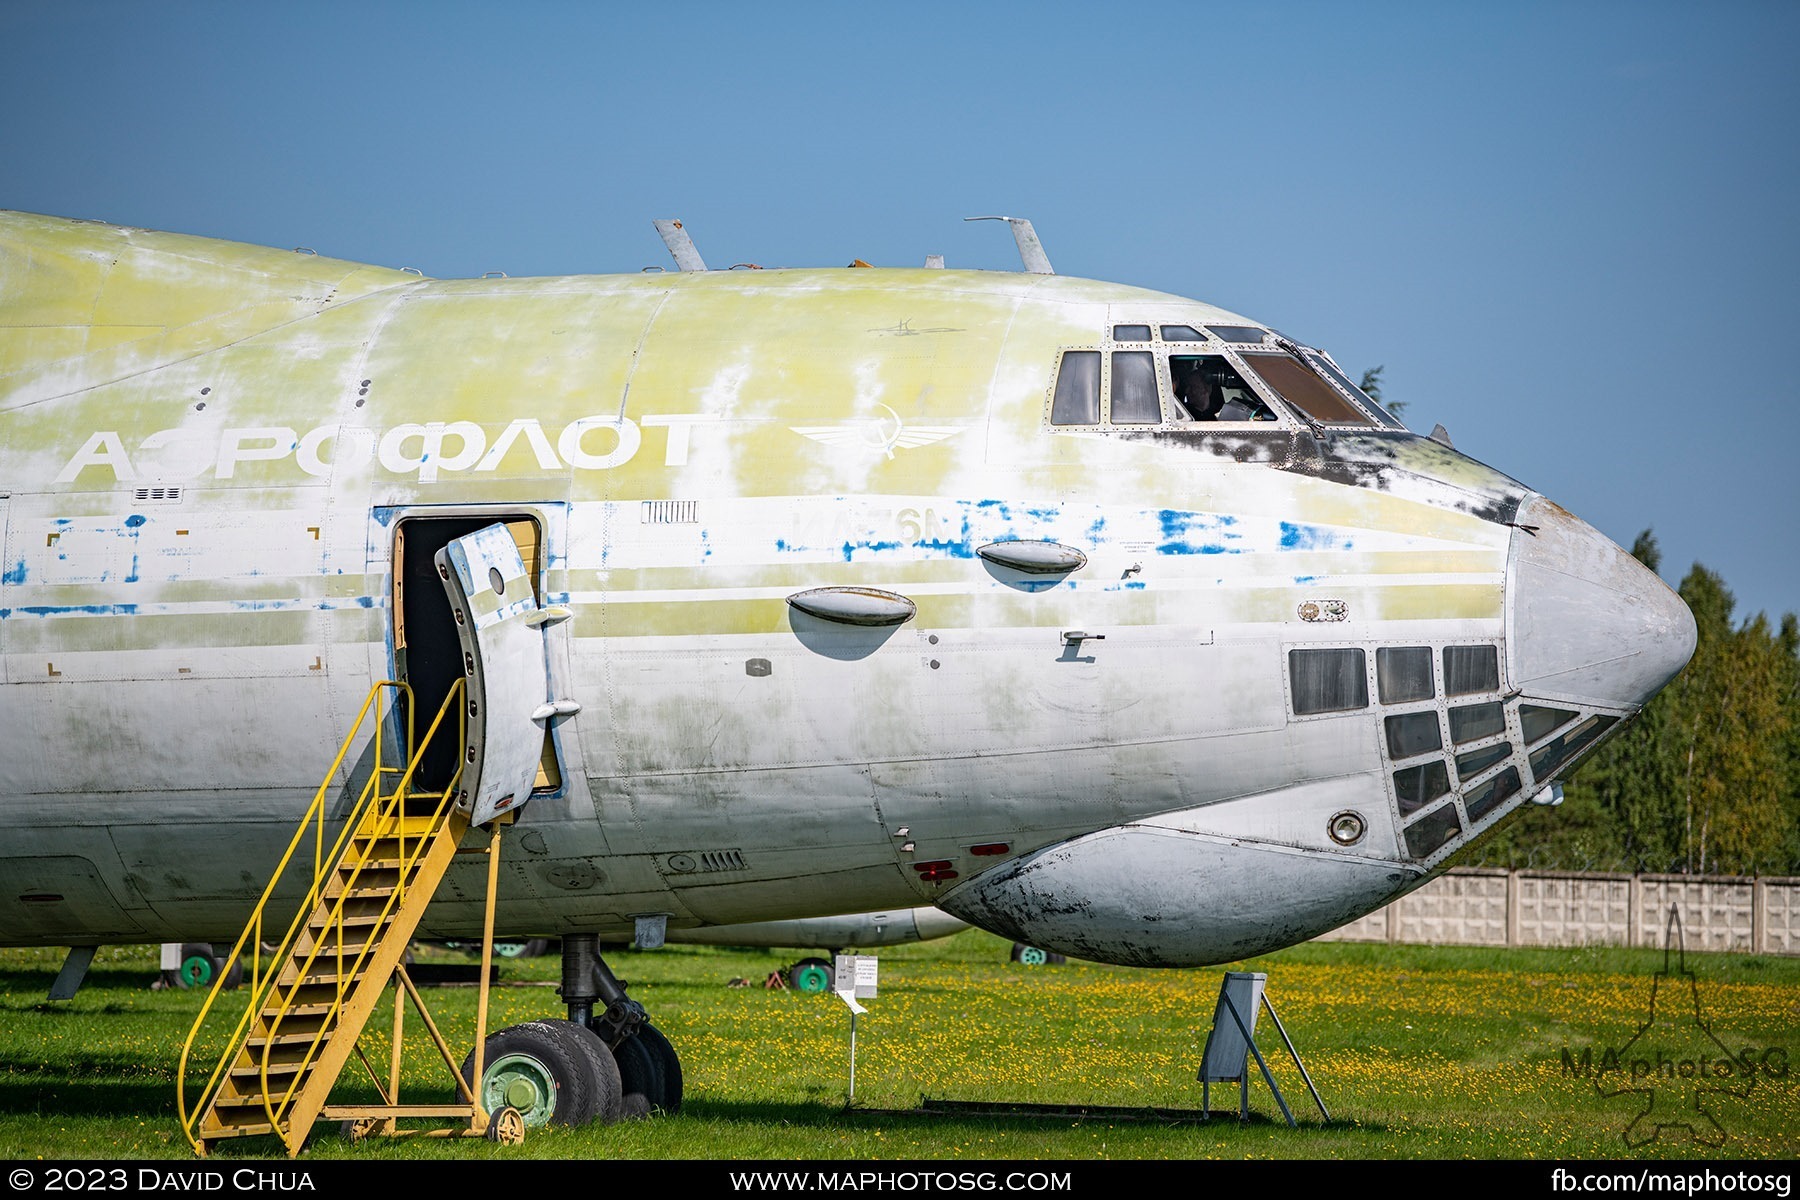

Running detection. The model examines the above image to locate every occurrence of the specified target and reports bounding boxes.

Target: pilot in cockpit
[1172,355,1276,423]
[1171,357,1223,421]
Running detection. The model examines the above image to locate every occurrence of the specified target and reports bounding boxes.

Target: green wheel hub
[1019,946,1049,966]
[791,963,832,994]
[479,1052,560,1128]
[178,953,215,987]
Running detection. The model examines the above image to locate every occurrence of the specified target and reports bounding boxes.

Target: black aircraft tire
[610,1032,662,1117]
[544,1019,623,1125]
[637,1022,683,1115]
[177,943,243,989]
[460,1019,618,1128]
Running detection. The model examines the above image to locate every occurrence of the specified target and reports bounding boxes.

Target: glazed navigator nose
[1505,496,1697,710]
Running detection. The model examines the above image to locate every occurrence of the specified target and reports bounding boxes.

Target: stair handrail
[247,680,467,1138]
[177,678,464,1153]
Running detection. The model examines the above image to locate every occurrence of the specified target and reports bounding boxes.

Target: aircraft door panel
[434,523,559,826]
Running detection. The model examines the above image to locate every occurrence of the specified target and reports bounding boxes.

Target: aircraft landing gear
[559,933,684,1117]
[786,956,835,994]
[460,1018,622,1129]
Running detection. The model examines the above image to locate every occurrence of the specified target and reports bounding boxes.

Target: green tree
[1359,366,1404,418]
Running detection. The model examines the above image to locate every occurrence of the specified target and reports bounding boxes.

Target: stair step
[202,1120,279,1139]
[247,1030,334,1050]
[212,1092,291,1111]
[266,1002,340,1019]
[277,964,368,988]
[307,912,389,930]
[228,1061,309,1082]
[341,856,408,871]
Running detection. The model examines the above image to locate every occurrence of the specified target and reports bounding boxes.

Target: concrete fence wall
[1315,869,1800,955]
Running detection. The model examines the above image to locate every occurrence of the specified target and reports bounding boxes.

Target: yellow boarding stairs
[177,679,526,1156]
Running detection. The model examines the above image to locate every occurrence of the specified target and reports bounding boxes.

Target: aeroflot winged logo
[790,404,964,460]
[51,408,967,484]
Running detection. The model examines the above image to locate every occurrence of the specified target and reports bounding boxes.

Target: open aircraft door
[433,523,577,827]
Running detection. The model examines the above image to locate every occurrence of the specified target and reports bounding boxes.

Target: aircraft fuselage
[0,213,1695,966]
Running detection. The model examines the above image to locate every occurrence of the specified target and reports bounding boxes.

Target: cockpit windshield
[1169,355,1276,422]
[1046,323,1407,432]
[1237,350,1403,428]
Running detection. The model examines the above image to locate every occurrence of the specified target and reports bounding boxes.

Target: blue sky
[5,0,1797,623]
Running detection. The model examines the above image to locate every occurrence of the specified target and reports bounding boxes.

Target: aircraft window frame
[1376,646,1435,704]
[1160,325,1208,342]
[1448,700,1506,746]
[1112,324,1152,342]
[1288,646,1369,717]
[1049,349,1102,426]
[1528,714,1618,784]
[1402,800,1463,859]
[1393,760,1451,818]
[1107,350,1163,425]
[1455,741,1512,780]
[1206,325,1271,344]
[1167,352,1281,425]
[1047,340,1304,433]
[1384,710,1444,760]
[1301,350,1407,431]
[1464,766,1521,822]
[1443,644,1501,696]
[1236,350,1379,427]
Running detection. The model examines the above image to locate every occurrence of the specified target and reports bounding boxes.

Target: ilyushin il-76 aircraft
[0,210,1694,1139]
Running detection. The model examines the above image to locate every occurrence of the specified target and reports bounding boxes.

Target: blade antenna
[654,219,708,272]
[964,216,1053,274]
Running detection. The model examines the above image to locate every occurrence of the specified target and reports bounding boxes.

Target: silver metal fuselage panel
[0,218,1693,965]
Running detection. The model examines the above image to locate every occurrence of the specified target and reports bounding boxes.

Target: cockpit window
[1302,352,1406,430]
[1160,325,1206,342]
[1238,352,1376,425]
[1206,325,1269,344]
[1112,324,1151,341]
[1169,355,1276,422]
[1051,350,1101,425]
[1109,351,1161,424]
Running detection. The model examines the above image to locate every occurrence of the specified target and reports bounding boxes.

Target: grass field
[1,932,1795,1162]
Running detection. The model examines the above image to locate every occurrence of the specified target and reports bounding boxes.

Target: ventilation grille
[699,849,746,872]
[133,486,184,503]
[641,500,698,524]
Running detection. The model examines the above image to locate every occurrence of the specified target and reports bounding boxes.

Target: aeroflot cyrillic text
[54,415,722,484]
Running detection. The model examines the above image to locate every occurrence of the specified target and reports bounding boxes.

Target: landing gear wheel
[175,944,243,990]
[460,1019,621,1128]
[611,1034,660,1119]
[606,1021,683,1115]
[637,1022,683,1114]
[485,1105,526,1144]
[788,957,835,994]
[1010,943,1065,966]
[539,1019,621,1125]
[493,938,551,959]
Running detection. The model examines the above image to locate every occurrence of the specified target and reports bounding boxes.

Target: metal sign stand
[1198,971,1330,1127]
[834,954,878,1106]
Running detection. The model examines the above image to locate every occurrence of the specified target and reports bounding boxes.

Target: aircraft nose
[1506,496,1696,711]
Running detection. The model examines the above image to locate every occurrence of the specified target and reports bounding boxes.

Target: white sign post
[834,954,878,1103]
